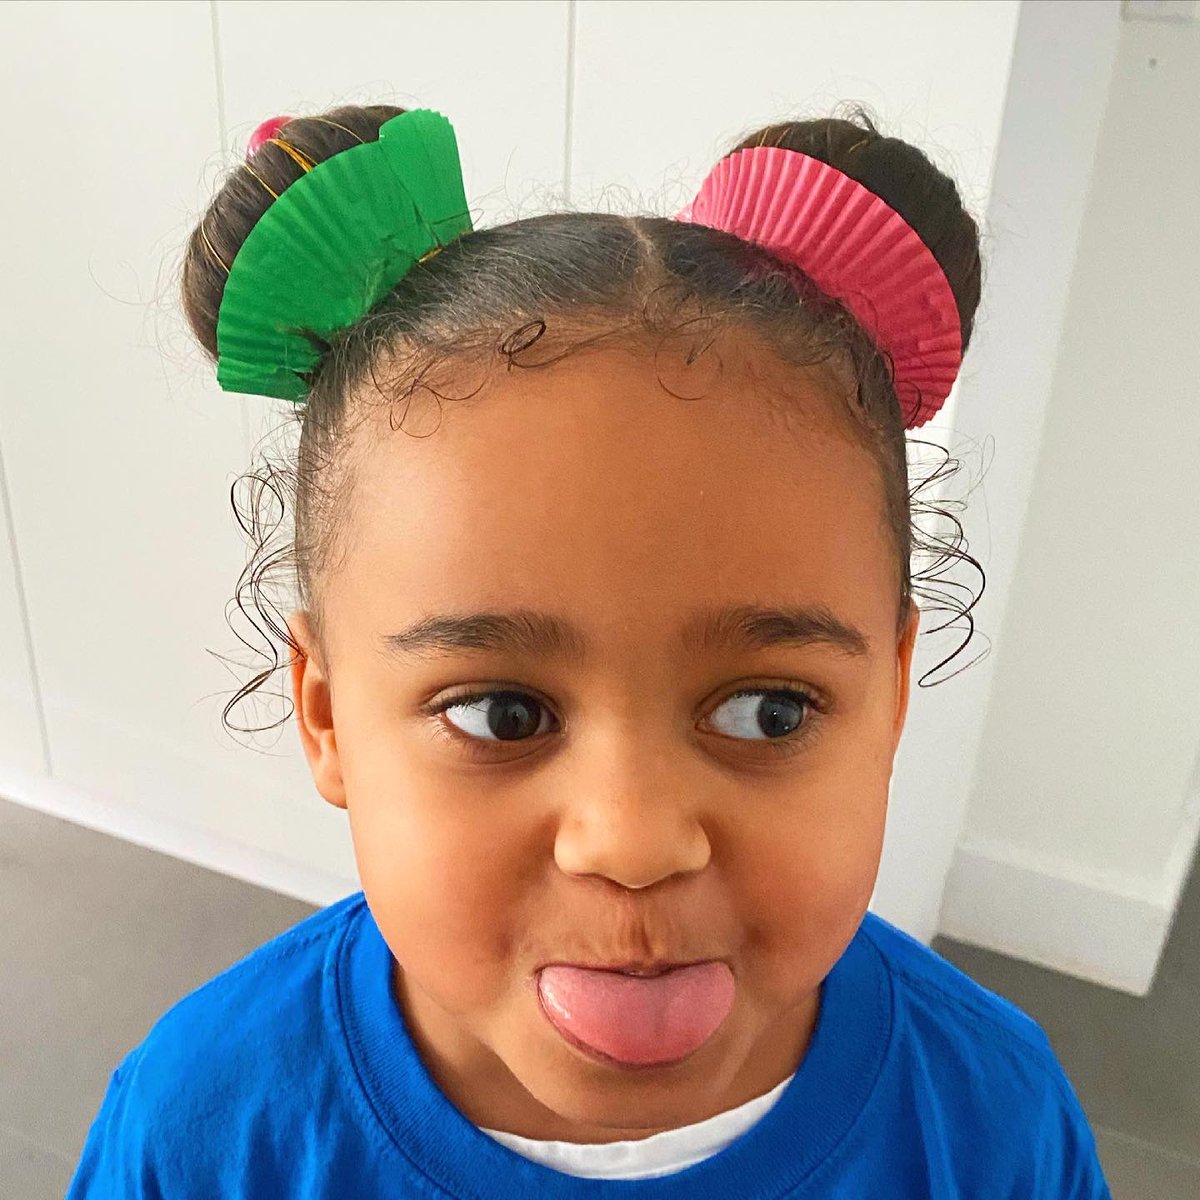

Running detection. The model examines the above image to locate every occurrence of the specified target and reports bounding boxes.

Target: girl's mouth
[534,960,736,1068]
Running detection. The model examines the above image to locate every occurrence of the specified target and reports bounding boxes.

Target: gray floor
[2,794,1197,1198]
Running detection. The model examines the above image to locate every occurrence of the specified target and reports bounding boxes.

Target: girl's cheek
[353,793,525,931]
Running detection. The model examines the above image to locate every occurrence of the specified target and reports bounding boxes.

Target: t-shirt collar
[333,895,891,1200]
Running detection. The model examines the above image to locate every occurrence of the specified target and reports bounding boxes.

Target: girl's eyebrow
[378,604,871,664]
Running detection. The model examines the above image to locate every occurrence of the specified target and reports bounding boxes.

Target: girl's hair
[181,102,986,739]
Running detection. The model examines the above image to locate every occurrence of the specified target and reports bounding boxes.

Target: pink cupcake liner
[676,146,962,429]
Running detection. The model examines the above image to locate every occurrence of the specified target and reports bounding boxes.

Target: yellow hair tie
[265,137,317,173]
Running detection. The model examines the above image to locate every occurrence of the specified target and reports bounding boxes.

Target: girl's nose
[551,753,713,889]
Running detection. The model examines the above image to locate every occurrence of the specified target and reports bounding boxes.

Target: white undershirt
[477,1072,796,1180]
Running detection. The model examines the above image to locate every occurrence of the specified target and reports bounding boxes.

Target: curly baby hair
[180,101,987,740]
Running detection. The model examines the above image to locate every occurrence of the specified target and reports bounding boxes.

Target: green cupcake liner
[216,108,473,402]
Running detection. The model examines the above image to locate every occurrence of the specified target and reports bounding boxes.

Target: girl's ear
[286,610,348,811]
[891,599,921,759]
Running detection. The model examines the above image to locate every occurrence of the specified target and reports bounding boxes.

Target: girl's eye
[705,688,819,751]
[430,690,556,743]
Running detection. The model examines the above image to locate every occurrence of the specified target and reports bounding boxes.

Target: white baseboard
[0,764,359,909]
[937,827,1200,996]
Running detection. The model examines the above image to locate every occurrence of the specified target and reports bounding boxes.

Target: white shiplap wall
[939,4,1200,995]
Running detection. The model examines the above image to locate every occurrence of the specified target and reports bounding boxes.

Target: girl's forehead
[335,342,893,642]
[352,336,864,493]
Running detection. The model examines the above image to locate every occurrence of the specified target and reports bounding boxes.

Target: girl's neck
[391,958,820,1144]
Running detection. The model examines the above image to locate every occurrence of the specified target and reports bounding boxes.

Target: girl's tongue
[536,961,735,1067]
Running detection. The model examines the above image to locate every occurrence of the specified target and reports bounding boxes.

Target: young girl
[66,102,1112,1198]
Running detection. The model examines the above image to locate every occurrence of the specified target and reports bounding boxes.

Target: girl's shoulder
[856,909,1095,1136]
[67,890,373,1197]
[859,910,1059,1068]
[100,889,365,1115]
[852,913,1110,1195]
[135,888,360,1046]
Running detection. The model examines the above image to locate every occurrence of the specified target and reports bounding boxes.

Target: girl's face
[288,332,919,1143]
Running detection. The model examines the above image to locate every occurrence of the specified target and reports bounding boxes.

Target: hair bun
[727,108,982,367]
[182,104,408,364]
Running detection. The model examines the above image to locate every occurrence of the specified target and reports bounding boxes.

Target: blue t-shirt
[66,890,1112,1198]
